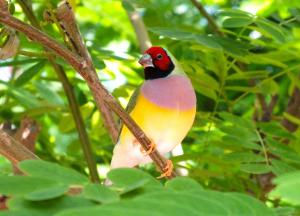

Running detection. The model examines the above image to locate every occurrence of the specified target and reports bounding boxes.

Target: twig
[56,1,119,142]
[255,130,269,165]
[189,0,224,36]
[0,129,39,165]
[14,117,40,152]
[0,0,176,179]
[282,85,300,132]
[126,9,151,53]
[16,0,100,183]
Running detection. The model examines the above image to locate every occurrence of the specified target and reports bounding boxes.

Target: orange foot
[157,160,174,179]
[138,139,156,156]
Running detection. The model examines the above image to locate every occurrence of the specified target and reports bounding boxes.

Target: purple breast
[141,75,196,110]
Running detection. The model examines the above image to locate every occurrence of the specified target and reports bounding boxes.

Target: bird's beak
[138,54,154,68]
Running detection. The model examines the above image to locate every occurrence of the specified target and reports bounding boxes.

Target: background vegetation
[0,0,300,215]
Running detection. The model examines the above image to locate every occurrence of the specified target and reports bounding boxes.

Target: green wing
[117,86,141,141]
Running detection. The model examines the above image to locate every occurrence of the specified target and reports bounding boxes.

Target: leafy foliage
[0,160,276,216]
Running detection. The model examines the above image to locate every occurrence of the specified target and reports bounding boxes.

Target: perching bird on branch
[110,46,196,178]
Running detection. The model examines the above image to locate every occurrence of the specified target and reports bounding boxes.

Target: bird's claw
[157,160,173,179]
[140,140,156,156]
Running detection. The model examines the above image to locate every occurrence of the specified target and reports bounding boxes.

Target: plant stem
[189,0,224,36]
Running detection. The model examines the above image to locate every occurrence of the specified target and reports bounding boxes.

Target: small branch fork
[0,0,176,179]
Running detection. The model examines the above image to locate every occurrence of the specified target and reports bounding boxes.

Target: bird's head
[138,46,175,80]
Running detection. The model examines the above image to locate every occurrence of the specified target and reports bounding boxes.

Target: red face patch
[145,46,171,71]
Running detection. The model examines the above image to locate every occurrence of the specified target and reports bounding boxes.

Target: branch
[0,1,176,179]
[282,85,300,132]
[14,117,40,152]
[16,0,100,183]
[190,0,224,36]
[126,10,151,53]
[0,129,39,165]
[56,1,119,142]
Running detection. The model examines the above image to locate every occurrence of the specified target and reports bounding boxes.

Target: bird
[110,46,196,178]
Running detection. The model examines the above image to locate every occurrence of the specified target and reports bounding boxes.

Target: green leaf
[255,19,285,43]
[219,112,255,130]
[223,17,253,28]
[211,36,251,56]
[267,138,300,164]
[0,58,43,67]
[258,79,279,95]
[218,9,253,18]
[58,102,95,133]
[11,88,41,108]
[57,190,275,216]
[14,61,46,86]
[19,160,88,185]
[224,152,266,163]
[33,81,64,105]
[107,168,161,194]
[149,28,221,50]
[270,171,300,205]
[8,196,96,216]
[83,184,120,204]
[25,185,69,201]
[122,0,135,12]
[283,112,300,126]
[0,176,58,196]
[240,163,272,174]
[226,70,269,80]
[259,122,294,139]
[271,159,298,176]
[165,177,203,191]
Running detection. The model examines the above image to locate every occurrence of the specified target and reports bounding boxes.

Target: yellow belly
[119,94,196,154]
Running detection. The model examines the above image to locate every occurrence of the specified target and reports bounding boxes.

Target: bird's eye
[156,54,163,60]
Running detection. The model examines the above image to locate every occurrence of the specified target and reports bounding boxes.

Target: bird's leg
[157,160,173,179]
[133,138,156,156]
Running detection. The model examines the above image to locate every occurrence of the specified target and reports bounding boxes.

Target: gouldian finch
[110,46,196,177]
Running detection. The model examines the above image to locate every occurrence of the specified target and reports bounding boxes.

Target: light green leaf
[25,185,69,201]
[107,168,161,194]
[0,176,58,196]
[19,160,88,185]
[83,184,120,204]
[283,112,300,126]
[270,171,300,205]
